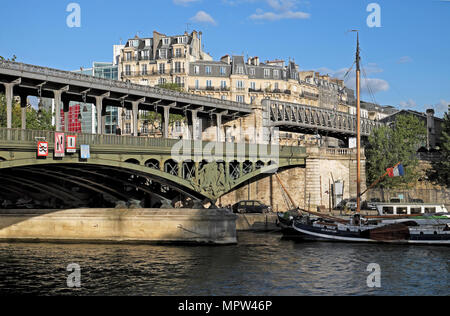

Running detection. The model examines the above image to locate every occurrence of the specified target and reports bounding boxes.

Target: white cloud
[397,56,413,64]
[249,0,310,22]
[432,99,449,117]
[399,99,417,109]
[190,11,217,25]
[250,10,310,21]
[316,66,389,95]
[173,0,201,6]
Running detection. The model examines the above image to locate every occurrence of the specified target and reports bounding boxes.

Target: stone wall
[219,147,366,212]
[0,208,237,245]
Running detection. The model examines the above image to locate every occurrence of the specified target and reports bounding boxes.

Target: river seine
[0,232,448,296]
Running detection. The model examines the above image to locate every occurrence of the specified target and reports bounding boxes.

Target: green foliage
[157,83,184,92]
[432,112,450,187]
[0,55,17,62]
[366,114,426,188]
[0,94,54,130]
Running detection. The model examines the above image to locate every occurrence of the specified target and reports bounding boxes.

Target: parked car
[232,200,271,214]
[367,198,381,210]
[347,198,357,211]
[334,199,349,210]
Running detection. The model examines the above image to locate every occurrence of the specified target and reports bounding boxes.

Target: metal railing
[0,60,251,111]
[0,128,307,158]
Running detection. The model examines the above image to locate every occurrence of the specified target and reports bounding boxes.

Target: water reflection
[0,233,448,296]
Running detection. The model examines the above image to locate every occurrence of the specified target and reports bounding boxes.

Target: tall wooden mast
[355,31,362,214]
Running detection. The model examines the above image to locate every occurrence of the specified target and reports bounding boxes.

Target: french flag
[387,164,405,178]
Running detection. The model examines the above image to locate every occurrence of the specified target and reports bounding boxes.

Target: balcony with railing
[302,92,320,100]
[189,86,230,92]
[171,68,186,75]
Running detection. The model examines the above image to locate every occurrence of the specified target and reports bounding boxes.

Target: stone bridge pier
[219,147,366,212]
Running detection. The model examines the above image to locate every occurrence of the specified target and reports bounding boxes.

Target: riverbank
[0,209,237,245]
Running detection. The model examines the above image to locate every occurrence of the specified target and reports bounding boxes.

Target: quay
[0,208,237,245]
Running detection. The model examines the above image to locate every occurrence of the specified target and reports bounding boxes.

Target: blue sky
[0,0,449,116]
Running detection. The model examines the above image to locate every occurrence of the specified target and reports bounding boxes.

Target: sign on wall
[80,145,90,159]
[37,141,49,157]
[67,135,77,153]
[55,132,65,157]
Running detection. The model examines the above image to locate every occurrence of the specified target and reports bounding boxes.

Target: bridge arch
[145,159,160,170]
[164,159,179,177]
[125,158,140,165]
[0,157,6,162]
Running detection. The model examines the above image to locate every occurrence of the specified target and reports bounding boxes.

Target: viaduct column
[188,110,200,140]
[3,79,21,129]
[131,98,145,136]
[160,103,173,139]
[216,113,223,142]
[95,93,110,135]
[53,86,69,132]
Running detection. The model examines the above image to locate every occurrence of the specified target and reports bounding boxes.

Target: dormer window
[264,69,270,78]
[163,38,170,45]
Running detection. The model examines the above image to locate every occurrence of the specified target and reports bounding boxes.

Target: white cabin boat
[374,202,449,216]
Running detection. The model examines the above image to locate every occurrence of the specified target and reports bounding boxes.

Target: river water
[0,232,448,296]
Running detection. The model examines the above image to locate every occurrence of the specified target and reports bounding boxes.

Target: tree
[431,111,450,187]
[0,94,54,130]
[366,114,426,188]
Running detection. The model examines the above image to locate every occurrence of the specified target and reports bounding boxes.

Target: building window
[125,123,131,134]
[158,78,166,85]
[236,80,244,90]
[195,80,199,89]
[264,69,270,78]
[220,67,226,75]
[175,48,182,57]
[221,81,227,89]
[274,70,279,78]
[205,66,212,75]
[125,65,131,76]
[250,82,256,90]
[221,96,227,100]
[141,64,147,75]
[249,68,255,76]
[159,49,167,59]
[159,63,165,74]
[194,66,200,74]
[236,95,245,103]
[206,80,212,88]
[163,38,170,45]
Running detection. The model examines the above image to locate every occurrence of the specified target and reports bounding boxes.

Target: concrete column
[216,113,222,142]
[132,101,139,136]
[95,96,103,135]
[53,90,63,132]
[163,106,171,139]
[4,83,14,129]
[20,95,27,130]
[190,110,199,140]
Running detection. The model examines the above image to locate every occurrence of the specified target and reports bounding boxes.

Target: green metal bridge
[0,128,306,208]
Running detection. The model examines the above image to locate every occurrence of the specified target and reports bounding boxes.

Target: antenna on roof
[185,23,191,33]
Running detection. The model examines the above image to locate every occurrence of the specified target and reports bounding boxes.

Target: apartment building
[118,30,352,112]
